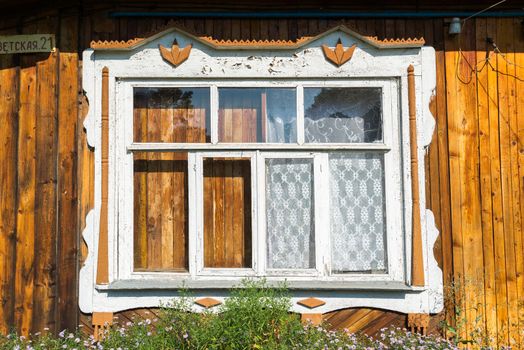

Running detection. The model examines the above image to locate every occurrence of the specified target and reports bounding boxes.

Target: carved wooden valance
[90,23,424,51]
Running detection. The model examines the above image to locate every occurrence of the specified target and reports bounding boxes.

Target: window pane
[133,152,188,271]
[329,152,387,273]
[218,88,297,143]
[304,88,382,143]
[203,158,252,268]
[134,87,210,143]
[266,158,315,269]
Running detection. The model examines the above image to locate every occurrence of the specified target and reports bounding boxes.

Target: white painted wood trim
[296,84,305,145]
[194,151,258,277]
[127,142,392,152]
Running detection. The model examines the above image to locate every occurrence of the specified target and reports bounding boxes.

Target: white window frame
[79,27,442,316]
[115,78,404,284]
[194,151,259,277]
[258,151,323,278]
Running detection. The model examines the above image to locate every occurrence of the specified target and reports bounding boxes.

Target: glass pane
[329,152,387,273]
[134,87,210,143]
[218,88,297,143]
[133,152,188,271]
[304,87,382,143]
[266,158,315,269]
[203,158,252,268]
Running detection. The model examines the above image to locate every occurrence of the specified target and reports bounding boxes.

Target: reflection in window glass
[134,87,211,143]
[304,88,382,143]
[203,158,252,268]
[133,152,189,272]
[266,158,315,269]
[329,152,387,273]
[218,88,297,143]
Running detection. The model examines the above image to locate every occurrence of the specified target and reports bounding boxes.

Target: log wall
[0,7,523,347]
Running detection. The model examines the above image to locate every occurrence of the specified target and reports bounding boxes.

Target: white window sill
[96,279,426,292]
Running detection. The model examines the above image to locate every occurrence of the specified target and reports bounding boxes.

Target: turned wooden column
[408,65,424,287]
[96,67,109,285]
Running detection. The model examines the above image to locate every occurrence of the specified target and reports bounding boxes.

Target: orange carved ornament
[159,39,192,67]
[322,39,357,67]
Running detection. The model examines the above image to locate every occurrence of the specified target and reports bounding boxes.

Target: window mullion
[191,153,203,276]
[255,151,265,275]
[297,84,304,145]
[314,153,330,277]
[211,85,218,144]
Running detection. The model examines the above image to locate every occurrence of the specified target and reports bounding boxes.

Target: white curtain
[265,88,297,143]
[266,158,315,269]
[329,153,387,273]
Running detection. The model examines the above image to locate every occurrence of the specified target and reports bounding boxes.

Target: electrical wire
[462,0,508,22]
[494,46,524,70]
[453,0,522,83]
[456,47,524,84]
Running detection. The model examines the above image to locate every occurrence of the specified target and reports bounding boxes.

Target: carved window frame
[80,25,443,315]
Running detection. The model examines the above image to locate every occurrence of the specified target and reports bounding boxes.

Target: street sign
[0,34,55,54]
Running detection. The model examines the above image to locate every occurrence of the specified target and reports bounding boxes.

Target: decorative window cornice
[90,23,425,51]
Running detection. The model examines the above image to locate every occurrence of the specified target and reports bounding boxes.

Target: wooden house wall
[0,8,523,347]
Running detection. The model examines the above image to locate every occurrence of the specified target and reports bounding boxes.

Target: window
[81,25,441,316]
[120,80,403,283]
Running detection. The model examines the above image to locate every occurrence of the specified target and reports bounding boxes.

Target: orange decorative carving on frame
[159,39,192,67]
[90,23,424,51]
[322,39,357,67]
[407,313,430,335]
[195,297,222,309]
[407,65,425,287]
[297,297,326,309]
[96,67,109,285]
[92,312,113,341]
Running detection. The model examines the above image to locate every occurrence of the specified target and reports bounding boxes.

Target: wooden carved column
[97,67,109,285]
[408,65,425,287]
[92,66,112,339]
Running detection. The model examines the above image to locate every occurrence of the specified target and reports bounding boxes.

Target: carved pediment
[90,23,424,51]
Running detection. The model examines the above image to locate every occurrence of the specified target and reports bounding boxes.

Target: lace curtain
[265,153,386,272]
[266,158,315,269]
[329,153,387,273]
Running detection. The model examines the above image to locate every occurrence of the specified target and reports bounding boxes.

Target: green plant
[0,329,91,350]
[0,278,505,349]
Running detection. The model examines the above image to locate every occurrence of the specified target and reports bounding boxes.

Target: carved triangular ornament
[297,297,326,309]
[159,39,192,67]
[322,39,357,67]
[195,297,222,309]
